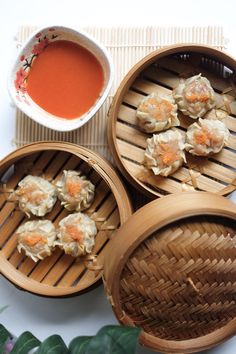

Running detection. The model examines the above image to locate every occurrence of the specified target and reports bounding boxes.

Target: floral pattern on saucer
[14,28,58,103]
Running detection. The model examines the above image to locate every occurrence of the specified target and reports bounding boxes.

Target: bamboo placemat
[14,26,227,161]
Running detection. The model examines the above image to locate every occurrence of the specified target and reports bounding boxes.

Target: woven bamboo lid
[103,192,236,353]
[107,44,236,198]
[0,142,132,297]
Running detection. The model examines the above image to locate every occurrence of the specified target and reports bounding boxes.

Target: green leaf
[0,324,140,354]
[85,325,141,354]
[36,335,68,354]
[69,336,92,354]
[0,306,9,314]
[0,324,10,353]
[11,331,41,354]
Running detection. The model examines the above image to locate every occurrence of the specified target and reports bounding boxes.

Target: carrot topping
[158,143,179,165]
[24,234,47,246]
[194,131,209,145]
[162,152,177,165]
[66,178,82,197]
[66,225,84,242]
[186,93,209,103]
[194,129,221,146]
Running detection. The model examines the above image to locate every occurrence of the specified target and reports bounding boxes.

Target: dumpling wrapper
[173,74,216,118]
[56,170,95,212]
[185,118,230,156]
[17,220,56,262]
[144,129,186,176]
[55,212,97,257]
[14,175,57,217]
[136,93,179,133]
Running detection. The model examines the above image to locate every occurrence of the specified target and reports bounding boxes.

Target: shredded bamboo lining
[14,26,227,160]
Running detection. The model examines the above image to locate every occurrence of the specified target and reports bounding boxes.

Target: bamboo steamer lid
[103,192,236,353]
[0,142,132,297]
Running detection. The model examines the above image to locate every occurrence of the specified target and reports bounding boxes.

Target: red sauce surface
[27,40,104,119]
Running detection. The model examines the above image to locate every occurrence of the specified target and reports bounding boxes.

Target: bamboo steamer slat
[103,192,236,353]
[107,44,236,198]
[0,142,132,297]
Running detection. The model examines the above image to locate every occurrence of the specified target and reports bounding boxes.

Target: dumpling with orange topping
[136,93,179,133]
[185,118,229,156]
[144,129,186,176]
[16,220,56,262]
[173,74,216,118]
[56,170,95,212]
[14,175,57,217]
[55,212,97,257]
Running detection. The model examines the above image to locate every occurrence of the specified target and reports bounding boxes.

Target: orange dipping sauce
[27,40,104,119]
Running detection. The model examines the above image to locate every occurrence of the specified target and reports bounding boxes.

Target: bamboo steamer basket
[103,192,236,353]
[0,142,132,297]
[107,44,236,198]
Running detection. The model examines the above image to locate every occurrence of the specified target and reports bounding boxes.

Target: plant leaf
[85,325,141,354]
[0,324,11,353]
[11,331,41,354]
[36,335,68,354]
[0,306,9,314]
[68,336,92,354]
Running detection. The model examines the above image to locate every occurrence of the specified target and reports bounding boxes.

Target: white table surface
[0,0,235,352]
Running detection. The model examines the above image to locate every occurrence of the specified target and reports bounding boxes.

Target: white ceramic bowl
[8,25,114,131]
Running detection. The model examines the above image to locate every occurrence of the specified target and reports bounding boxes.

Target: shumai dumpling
[185,118,229,156]
[56,170,95,212]
[144,129,186,176]
[173,74,216,118]
[16,220,56,262]
[14,175,57,217]
[55,213,97,257]
[136,93,179,133]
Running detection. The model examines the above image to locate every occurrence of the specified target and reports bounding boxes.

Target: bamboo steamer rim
[103,192,236,353]
[107,43,236,198]
[0,141,132,296]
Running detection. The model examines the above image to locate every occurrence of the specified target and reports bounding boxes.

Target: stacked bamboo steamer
[105,44,236,353]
